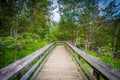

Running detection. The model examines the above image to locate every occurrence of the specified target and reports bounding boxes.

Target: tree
[0,0,53,68]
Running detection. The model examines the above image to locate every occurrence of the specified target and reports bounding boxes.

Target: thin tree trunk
[14,29,18,61]
[75,31,79,46]
[85,34,90,50]
[10,27,13,36]
[113,24,120,51]
[85,26,93,50]
[71,26,74,45]
[33,0,38,15]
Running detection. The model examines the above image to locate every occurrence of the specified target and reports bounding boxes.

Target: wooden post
[78,55,81,60]
[17,71,23,80]
[102,76,109,80]
[38,55,41,60]
[78,54,81,71]
[93,70,100,80]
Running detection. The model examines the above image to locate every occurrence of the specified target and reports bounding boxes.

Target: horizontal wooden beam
[0,42,55,80]
[65,42,120,80]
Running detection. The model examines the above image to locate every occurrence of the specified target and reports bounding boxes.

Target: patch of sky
[98,0,120,18]
[50,0,60,22]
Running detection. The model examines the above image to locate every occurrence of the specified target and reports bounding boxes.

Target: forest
[0,0,120,71]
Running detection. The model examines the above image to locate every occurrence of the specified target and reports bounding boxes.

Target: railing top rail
[65,42,120,80]
[0,42,55,80]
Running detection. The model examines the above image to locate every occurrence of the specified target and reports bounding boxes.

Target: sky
[51,0,120,22]
[50,0,60,22]
[98,0,120,10]
[51,6,60,22]
[98,0,120,18]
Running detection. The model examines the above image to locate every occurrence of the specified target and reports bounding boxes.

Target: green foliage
[84,50,120,70]
[0,0,53,68]
[56,0,120,70]
[0,0,120,72]
[0,32,47,68]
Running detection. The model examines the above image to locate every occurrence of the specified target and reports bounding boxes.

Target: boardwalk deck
[36,46,86,80]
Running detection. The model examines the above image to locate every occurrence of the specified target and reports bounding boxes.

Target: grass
[83,50,120,70]
[0,41,47,69]
[72,50,120,80]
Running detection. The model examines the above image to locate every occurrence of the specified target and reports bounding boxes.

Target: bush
[0,32,47,69]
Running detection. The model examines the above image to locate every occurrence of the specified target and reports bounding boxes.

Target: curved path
[36,46,86,80]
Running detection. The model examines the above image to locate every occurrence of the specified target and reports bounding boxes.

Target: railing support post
[38,55,41,60]
[78,55,81,71]
[17,71,23,80]
[93,70,100,80]
[78,55,81,66]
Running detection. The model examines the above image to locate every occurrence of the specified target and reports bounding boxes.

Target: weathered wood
[30,47,53,80]
[0,43,55,80]
[17,71,23,80]
[65,45,88,80]
[78,54,81,68]
[20,54,46,80]
[93,70,100,80]
[36,46,86,80]
[65,43,96,80]
[71,50,97,80]
[65,42,120,80]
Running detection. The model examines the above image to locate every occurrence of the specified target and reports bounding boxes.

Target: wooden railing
[0,42,55,80]
[64,42,120,80]
[1,41,120,80]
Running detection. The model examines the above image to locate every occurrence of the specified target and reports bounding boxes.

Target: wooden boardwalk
[1,43,119,80]
[36,46,86,80]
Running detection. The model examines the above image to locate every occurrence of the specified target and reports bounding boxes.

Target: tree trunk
[85,26,93,50]
[113,24,120,51]
[14,29,18,61]
[71,26,74,45]
[85,34,90,50]
[10,27,13,36]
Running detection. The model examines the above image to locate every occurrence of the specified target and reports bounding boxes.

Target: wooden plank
[20,53,46,80]
[21,44,55,80]
[65,42,120,80]
[65,44,96,80]
[0,43,55,80]
[30,47,53,80]
[73,53,97,80]
[36,46,86,80]
[93,70,100,80]
[65,45,88,80]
